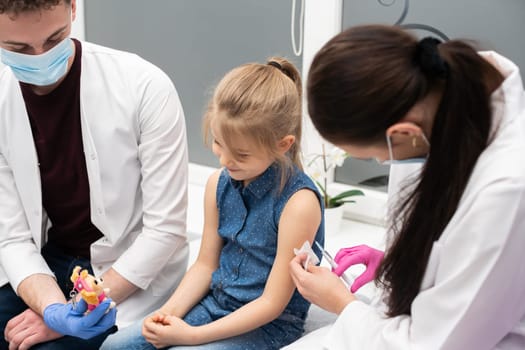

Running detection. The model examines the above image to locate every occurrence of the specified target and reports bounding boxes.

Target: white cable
[291,0,305,56]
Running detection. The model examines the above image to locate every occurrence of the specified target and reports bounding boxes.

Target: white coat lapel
[7,82,44,248]
[78,65,113,242]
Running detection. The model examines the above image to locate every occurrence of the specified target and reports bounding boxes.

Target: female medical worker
[286,25,525,349]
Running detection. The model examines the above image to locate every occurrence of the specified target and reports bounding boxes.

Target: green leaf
[329,189,364,202]
[336,200,356,204]
[326,200,344,208]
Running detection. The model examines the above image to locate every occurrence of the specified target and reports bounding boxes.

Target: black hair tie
[267,61,283,70]
[415,37,449,79]
[267,60,295,82]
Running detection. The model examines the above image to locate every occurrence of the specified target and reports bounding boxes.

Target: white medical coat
[286,51,525,349]
[0,41,189,327]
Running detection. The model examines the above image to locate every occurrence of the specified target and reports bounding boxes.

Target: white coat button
[98,265,103,270]
[97,208,104,215]
[90,154,96,160]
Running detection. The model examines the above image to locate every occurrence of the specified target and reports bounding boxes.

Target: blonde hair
[203,57,303,190]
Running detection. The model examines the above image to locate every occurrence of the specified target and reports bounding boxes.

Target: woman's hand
[142,313,197,348]
[333,245,384,293]
[289,254,355,314]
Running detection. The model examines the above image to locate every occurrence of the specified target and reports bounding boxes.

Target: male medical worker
[0,0,189,349]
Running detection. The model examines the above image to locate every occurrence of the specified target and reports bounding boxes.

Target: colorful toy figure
[70,266,115,312]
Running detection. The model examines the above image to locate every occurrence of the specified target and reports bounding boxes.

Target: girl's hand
[289,254,356,314]
[150,313,169,325]
[142,314,196,348]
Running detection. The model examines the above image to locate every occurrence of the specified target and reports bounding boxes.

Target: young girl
[101,57,325,349]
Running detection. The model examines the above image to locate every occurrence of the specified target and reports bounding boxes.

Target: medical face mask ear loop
[387,134,396,162]
[384,131,430,165]
[418,132,431,149]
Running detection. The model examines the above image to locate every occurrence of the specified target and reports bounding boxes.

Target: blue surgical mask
[0,37,73,86]
[380,133,430,165]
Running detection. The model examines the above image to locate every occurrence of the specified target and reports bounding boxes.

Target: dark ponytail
[307,25,503,316]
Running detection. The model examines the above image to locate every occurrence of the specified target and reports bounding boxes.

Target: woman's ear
[277,135,296,154]
[386,122,430,152]
[386,122,423,139]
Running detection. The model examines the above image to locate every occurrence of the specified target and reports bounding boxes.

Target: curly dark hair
[0,0,71,15]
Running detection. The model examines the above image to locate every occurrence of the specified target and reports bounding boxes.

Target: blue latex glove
[43,298,116,339]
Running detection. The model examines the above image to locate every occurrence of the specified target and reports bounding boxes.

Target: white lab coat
[284,51,525,349]
[0,41,189,327]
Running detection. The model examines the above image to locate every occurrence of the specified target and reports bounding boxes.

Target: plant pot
[324,205,344,236]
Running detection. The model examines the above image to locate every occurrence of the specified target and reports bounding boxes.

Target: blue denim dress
[190,164,323,348]
[101,164,325,350]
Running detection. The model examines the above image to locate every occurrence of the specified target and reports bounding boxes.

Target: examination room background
[83,0,524,191]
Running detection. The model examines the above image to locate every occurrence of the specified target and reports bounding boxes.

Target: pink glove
[332,245,384,293]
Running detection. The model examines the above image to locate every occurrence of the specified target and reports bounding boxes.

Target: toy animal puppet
[70,266,116,312]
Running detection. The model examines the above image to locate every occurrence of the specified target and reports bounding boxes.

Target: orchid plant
[305,144,364,209]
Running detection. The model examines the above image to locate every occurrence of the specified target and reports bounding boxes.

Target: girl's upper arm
[261,188,322,312]
[194,169,224,272]
[277,188,322,263]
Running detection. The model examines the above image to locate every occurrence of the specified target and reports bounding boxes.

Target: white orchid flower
[327,147,347,167]
[303,144,363,208]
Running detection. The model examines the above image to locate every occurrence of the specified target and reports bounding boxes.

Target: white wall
[302,0,387,225]
[301,0,341,158]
